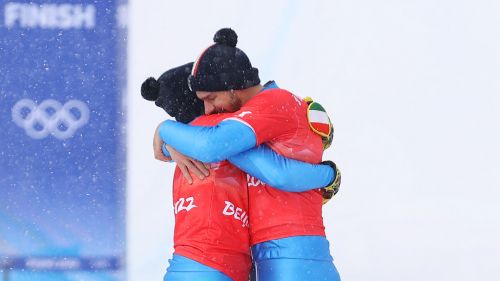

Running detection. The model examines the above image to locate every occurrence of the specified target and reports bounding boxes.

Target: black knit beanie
[188,28,260,92]
[141,62,204,124]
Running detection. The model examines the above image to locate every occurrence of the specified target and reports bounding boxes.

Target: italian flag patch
[307,101,332,138]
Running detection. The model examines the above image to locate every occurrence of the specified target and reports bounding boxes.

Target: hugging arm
[228,145,336,192]
[158,119,338,192]
[158,119,257,163]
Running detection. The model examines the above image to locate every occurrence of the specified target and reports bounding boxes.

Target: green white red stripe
[308,102,331,136]
[191,44,214,76]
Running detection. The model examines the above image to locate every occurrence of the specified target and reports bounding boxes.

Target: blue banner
[0,1,127,281]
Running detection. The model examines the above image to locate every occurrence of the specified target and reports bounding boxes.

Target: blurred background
[1,0,500,281]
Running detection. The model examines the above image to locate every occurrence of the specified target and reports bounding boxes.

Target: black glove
[320,161,341,205]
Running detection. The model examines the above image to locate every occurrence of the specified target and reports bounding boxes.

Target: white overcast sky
[128,1,500,280]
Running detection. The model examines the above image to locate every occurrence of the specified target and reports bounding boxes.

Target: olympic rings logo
[12,99,90,140]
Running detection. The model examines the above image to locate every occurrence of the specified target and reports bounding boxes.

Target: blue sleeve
[158,119,257,163]
[161,144,171,158]
[228,145,334,192]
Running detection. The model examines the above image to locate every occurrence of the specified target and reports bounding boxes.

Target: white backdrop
[127,1,500,280]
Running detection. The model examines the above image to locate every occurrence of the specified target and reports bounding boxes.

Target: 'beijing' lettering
[222,201,249,228]
[4,2,96,29]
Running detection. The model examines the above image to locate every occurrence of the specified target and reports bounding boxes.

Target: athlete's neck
[238,84,263,105]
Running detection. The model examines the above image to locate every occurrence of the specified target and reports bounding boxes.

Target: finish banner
[0,1,127,281]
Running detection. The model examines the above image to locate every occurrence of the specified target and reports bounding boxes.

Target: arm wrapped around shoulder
[321,161,341,205]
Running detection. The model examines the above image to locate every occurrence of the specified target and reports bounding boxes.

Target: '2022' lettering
[247,174,265,187]
[174,197,197,214]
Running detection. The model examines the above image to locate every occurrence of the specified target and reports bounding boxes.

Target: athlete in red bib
[143,62,339,281]
[170,113,249,281]
[226,85,325,244]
